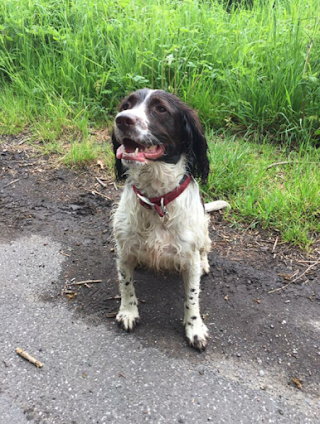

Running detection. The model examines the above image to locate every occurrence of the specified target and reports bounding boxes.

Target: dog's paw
[201,255,210,276]
[185,320,209,352]
[116,308,140,332]
[201,262,210,276]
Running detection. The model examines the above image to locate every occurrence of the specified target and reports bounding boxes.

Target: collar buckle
[133,174,191,218]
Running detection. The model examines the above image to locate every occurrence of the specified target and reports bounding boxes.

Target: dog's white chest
[113,175,210,272]
[115,206,183,270]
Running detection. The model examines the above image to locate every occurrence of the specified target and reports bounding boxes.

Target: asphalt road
[1,143,319,424]
[0,234,319,424]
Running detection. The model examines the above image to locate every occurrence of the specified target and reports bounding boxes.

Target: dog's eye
[156,105,167,113]
[122,102,130,110]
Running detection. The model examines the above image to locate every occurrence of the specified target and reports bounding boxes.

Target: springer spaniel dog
[112,88,229,351]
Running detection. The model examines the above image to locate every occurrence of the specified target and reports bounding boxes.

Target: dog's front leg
[116,258,140,332]
[182,253,209,351]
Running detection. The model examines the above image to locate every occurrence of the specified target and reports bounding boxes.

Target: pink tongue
[116,143,165,162]
[116,145,124,160]
[116,145,146,162]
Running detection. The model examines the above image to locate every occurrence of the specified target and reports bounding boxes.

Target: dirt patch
[1,138,319,399]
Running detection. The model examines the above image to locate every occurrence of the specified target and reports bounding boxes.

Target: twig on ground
[268,258,320,294]
[106,312,118,318]
[267,161,290,170]
[290,258,320,283]
[297,259,318,264]
[97,177,113,183]
[84,188,111,200]
[16,348,43,368]
[18,137,30,145]
[4,178,20,188]
[272,236,278,253]
[96,177,107,188]
[69,280,102,286]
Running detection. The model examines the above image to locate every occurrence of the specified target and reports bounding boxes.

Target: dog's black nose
[116,113,137,130]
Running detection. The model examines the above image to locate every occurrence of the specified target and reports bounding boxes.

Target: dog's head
[112,88,209,182]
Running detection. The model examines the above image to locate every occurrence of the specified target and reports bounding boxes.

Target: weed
[0,0,319,143]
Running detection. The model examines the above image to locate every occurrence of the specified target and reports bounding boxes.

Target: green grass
[0,0,320,142]
[204,135,320,248]
[0,0,319,248]
[62,137,113,167]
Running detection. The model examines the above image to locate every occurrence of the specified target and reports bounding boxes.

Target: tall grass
[0,0,319,142]
[204,135,320,248]
[0,0,319,247]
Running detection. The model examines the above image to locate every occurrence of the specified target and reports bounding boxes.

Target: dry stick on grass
[18,137,30,145]
[16,348,43,368]
[268,258,320,294]
[266,161,290,170]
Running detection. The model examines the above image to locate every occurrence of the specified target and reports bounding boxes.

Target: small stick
[60,251,70,257]
[97,177,112,183]
[290,258,320,283]
[106,312,118,318]
[96,177,107,188]
[272,236,278,253]
[69,280,102,286]
[4,178,20,188]
[267,161,290,170]
[16,348,43,368]
[85,189,111,200]
[18,137,30,145]
[297,259,318,264]
[105,295,121,300]
[268,259,320,294]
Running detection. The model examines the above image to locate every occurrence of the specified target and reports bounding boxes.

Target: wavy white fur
[112,88,231,351]
[113,156,213,350]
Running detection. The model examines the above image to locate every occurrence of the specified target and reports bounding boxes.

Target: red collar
[132,174,191,218]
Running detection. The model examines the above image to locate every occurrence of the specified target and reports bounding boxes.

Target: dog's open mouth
[116,138,165,163]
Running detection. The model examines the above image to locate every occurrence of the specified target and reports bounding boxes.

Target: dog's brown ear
[112,131,127,181]
[181,108,209,184]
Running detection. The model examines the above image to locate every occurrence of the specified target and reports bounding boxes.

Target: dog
[112,88,229,351]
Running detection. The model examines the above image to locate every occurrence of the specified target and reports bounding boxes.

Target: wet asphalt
[0,234,319,424]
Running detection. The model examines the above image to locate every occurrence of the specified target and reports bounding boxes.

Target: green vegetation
[1,0,319,140]
[205,135,320,248]
[0,0,319,247]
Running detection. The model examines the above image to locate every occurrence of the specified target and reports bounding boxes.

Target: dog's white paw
[185,319,209,352]
[201,260,210,276]
[200,252,210,275]
[116,307,140,332]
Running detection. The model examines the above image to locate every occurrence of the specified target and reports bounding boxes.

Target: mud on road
[1,137,320,422]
